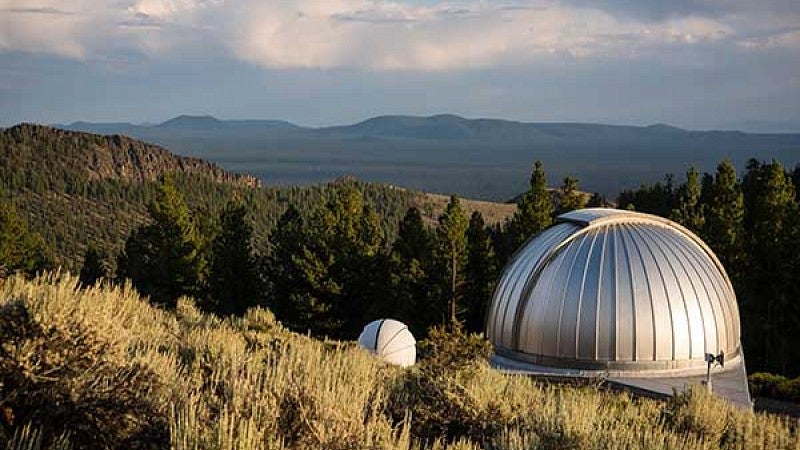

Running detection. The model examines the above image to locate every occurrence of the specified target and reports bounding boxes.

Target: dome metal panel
[485,222,580,349]
[487,208,742,373]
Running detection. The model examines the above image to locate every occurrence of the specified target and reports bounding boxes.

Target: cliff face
[2,124,260,188]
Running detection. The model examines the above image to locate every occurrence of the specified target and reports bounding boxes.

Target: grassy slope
[413,192,517,227]
[2,274,799,450]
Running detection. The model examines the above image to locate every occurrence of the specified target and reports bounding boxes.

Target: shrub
[660,387,730,442]
[387,323,513,447]
[749,372,788,398]
[387,368,516,447]
[3,273,800,450]
[417,321,493,376]
[0,297,168,449]
[749,372,800,403]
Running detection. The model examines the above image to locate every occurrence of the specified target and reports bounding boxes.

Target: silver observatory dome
[487,208,742,375]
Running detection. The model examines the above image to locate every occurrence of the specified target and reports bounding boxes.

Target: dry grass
[2,273,799,450]
[413,193,517,226]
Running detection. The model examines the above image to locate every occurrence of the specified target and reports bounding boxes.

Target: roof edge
[495,345,743,377]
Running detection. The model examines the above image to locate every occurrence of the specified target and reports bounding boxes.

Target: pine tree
[507,161,552,250]
[266,205,314,328]
[463,211,497,333]
[208,200,263,316]
[79,246,108,286]
[267,188,386,338]
[116,177,204,308]
[741,160,797,373]
[703,159,744,283]
[490,222,515,268]
[616,175,676,217]
[586,193,611,208]
[333,193,387,336]
[436,195,468,325]
[556,176,586,215]
[670,166,705,234]
[0,192,51,277]
[741,158,763,231]
[786,185,800,373]
[793,165,800,202]
[393,207,433,261]
[389,207,438,334]
[700,172,714,205]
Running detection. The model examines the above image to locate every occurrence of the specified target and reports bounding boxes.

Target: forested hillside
[2,124,261,188]
[0,125,420,270]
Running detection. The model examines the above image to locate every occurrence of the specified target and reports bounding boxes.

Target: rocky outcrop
[2,123,261,188]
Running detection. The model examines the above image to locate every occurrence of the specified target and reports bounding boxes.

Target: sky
[1,0,799,131]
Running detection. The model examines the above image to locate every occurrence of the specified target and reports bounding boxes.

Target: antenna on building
[704,351,725,393]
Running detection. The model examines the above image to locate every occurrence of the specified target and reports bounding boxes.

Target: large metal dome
[487,208,742,374]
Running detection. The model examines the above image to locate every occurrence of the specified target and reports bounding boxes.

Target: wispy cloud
[0,0,798,70]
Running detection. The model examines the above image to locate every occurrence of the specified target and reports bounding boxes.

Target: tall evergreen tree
[116,177,204,308]
[507,161,552,250]
[389,207,438,334]
[208,200,263,316]
[702,160,745,283]
[393,207,433,261]
[793,165,800,202]
[79,246,108,286]
[490,222,515,269]
[556,176,587,215]
[741,160,797,373]
[319,188,386,336]
[436,195,468,324]
[741,158,763,232]
[463,211,497,333]
[700,172,714,206]
[0,192,50,277]
[670,166,705,234]
[266,205,314,329]
[267,188,385,338]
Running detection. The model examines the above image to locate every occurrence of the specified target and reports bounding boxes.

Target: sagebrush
[1,274,799,450]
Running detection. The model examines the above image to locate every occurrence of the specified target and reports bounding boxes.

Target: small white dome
[358,319,416,367]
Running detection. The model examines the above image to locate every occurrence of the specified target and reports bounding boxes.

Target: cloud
[738,28,800,50]
[0,1,104,58]
[0,0,797,70]
[2,6,73,15]
[226,1,739,70]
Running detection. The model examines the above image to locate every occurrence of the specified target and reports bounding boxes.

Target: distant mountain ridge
[52,114,800,199]
[155,115,301,131]
[61,115,301,135]
[61,114,717,140]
